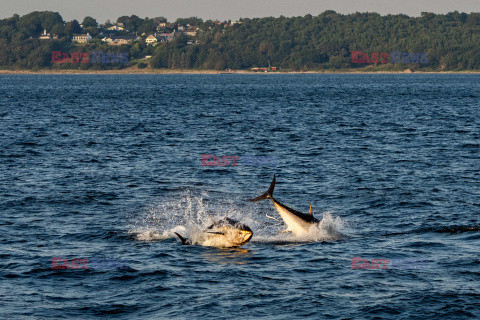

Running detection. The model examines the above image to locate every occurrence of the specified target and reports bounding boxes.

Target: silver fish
[249,175,319,236]
[174,217,253,248]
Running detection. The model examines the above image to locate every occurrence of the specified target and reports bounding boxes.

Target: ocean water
[1,74,479,319]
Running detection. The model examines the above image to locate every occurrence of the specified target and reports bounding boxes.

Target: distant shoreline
[1,68,480,75]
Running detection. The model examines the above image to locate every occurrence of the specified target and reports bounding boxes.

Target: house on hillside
[145,31,176,45]
[72,33,92,43]
[155,22,167,31]
[158,31,176,42]
[184,29,197,37]
[38,29,57,40]
[102,35,138,45]
[107,23,125,31]
[145,34,158,45]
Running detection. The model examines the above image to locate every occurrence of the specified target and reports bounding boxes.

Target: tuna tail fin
[174,232,189,245]
[249,174,276,202]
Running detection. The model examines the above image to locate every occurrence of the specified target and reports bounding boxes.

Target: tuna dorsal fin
[308,203,313,215]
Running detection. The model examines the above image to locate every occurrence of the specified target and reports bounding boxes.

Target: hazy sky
[1,0,479,23]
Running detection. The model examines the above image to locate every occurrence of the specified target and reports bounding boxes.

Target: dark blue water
[1,74,479,319]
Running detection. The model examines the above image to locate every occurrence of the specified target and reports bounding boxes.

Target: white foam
[131,225,186,241]
[127,190,349,244]
[252,212,347,244]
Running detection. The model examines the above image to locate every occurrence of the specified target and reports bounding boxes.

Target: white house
[145,34,158,45]
[107,23,125,31]
[39,29,56,40]
[102,35,138,45]
[72,33,92,43]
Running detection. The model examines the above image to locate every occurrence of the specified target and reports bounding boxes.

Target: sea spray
[128,190,348,244]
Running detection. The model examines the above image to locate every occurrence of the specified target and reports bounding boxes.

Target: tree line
[0,10,479,70]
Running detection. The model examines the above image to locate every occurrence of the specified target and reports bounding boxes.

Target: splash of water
[128,190,348,244]
[253,211,347,244]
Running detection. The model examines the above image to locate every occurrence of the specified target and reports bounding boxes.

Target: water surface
[1,74,479,319]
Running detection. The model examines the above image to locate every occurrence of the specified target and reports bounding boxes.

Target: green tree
[82,16,98,28]
[64,20,82,37]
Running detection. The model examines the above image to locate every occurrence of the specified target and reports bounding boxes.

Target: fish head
[206,218,253,247]
[221,224,253,246]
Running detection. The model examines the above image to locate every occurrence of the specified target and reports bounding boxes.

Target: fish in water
[174,217,253,248]
[249,175,319,236]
